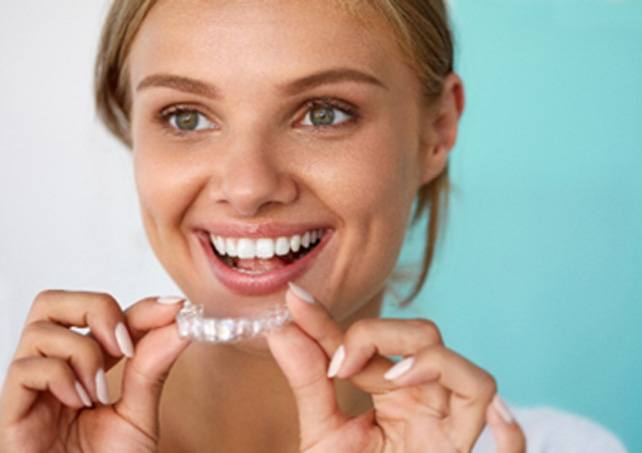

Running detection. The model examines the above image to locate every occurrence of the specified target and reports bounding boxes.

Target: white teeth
[210,234,226,255]
[255,238,275,259]
[290,234,301,253]
[210,228,325,260]
[237,238,256,259]
[275,237,290,256]
[225,238,238,257]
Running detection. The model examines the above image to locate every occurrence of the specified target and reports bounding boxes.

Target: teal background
[383,1,641,451]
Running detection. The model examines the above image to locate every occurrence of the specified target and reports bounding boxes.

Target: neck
[160,290,384,453]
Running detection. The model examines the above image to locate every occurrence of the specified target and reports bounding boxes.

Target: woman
[0,1,624,452]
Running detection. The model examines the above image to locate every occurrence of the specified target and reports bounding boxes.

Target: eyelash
[155,97,359,138]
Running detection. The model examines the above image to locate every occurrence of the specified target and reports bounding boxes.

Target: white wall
[0,1,181,378]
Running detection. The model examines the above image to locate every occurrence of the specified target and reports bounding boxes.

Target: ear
[418,72,465,185]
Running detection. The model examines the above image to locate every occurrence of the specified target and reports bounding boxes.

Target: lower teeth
[233,257,288,273]
[236,268,270,274]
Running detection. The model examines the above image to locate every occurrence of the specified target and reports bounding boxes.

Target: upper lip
[195,222,333,239]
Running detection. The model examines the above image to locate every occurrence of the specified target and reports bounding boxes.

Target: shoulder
[473,405,628,453]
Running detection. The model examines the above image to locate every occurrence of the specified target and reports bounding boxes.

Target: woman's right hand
[0,290,190,453]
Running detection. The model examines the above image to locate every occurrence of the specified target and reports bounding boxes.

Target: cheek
[132,131,203,257]
[319,116,419,232]
[310,117,420,310]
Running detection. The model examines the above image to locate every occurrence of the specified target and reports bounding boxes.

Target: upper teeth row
[210,229,325,259]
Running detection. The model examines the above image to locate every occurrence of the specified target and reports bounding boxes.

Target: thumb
[114,297,191,440]
[487,395,526,453]
[267,322,346,449]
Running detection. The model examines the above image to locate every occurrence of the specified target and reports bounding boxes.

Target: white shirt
[473,406,628,452]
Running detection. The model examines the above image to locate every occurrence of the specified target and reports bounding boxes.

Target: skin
[125,0,445,444]
[128,0,429,322]
[0,1,526,452]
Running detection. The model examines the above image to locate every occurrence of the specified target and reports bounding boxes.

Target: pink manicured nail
[95,368,110,405]
[287,282,316,304]
[156,296,184,305]
[493,394,515,423]
[74,380,92,407]
[383,357,415,380]
[327,345,346,378]
[114,322,134,358]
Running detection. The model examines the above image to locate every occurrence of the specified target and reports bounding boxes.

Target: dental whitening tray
[176,300,293,343]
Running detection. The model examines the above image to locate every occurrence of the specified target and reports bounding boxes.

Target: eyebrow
[136,67,388,99]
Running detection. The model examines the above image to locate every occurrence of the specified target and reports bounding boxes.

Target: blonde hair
[94,0,455,307]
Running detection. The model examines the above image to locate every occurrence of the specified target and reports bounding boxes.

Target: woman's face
[127,0,446,320]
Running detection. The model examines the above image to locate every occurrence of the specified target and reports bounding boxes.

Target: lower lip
[197,230,334,296]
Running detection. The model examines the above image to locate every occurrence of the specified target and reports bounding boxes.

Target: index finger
[389,344,497,450]
[25,289,129,359]
[123,295,186,341]
[285,283,397,394]
[99,295,185,372]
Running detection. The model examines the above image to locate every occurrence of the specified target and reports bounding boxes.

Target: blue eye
[300,101,355,128]
[164,108,214,132]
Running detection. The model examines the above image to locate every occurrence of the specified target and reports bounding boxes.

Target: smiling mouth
[209,229,326,274]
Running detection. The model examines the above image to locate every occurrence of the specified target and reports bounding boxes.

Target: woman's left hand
[266,283,526,453]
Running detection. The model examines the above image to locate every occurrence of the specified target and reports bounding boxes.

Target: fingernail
[95,368,110,405]
[156,295,184,305]
[493,394,514,424]
[74,380,92,407]
[327,344,346,378]
[114,322,134,358]
[287,282,316,304]
[383,356,415,380]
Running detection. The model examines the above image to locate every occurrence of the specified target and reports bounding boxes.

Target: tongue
[234,256,289,272]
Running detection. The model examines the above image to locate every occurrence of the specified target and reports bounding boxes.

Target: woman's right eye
[161,108,215,134]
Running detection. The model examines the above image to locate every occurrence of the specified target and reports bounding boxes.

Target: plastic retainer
[176,300,293,343]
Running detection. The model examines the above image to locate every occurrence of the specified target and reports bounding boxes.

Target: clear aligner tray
[176,300,293,343]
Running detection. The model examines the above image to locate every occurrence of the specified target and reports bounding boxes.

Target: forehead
[127,0,411,95]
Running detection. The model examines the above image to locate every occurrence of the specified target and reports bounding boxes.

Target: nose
[216,141,298,217]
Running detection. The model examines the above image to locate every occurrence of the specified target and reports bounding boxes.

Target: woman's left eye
[300,101,355,129]
[163,108,214,133]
